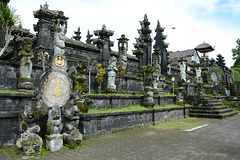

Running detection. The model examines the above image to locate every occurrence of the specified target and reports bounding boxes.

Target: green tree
[95,63,105,94]
[0,2,20,57]
[232,38,240,68]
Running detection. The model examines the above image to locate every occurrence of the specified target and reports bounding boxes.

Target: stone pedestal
[106,84,116,93]
[18,77,33,92]
[142,86,155,108]
[46,134,63,152]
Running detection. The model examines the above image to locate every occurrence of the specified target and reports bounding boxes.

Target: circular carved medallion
[42,71,71,107]
[55,56,65,67]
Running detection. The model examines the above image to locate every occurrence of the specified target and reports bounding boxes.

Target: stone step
[189,111,238,119]
[204,100,219,103]
[191,106,228,110]
[190,108,233,114]
[205,102,223,107]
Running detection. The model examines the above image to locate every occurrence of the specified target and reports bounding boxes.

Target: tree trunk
[0,27,11,57]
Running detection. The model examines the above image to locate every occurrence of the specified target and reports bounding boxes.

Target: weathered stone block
[46,134,63,152]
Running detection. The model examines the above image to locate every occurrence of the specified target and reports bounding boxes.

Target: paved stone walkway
[1,115,240,160]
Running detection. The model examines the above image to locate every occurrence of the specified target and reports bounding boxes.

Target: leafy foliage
[209,67,224,78]
[231,68,240,85]
[0,2,21,56]
[95,63,105,94]
[142,64,156,77]
[232,38,240,68]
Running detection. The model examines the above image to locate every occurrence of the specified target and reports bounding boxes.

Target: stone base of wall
[0,93,35,147]
[88,95,176,109]
[79,106,191,139]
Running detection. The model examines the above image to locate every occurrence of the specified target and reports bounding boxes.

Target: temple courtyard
[1,115,240,160]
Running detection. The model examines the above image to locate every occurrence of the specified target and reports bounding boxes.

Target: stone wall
[0,93,35,147]
[79,106,191,139]
[0,60,44,91]
[88,95,176,109]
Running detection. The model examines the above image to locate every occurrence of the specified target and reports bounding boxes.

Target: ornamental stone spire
[153,20,169,75]
[133,14,152,67]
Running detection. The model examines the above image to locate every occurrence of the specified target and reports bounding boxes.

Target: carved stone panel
[42,71,72,107]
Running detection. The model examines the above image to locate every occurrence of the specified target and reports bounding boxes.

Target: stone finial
[86,30,93,44]
[73,27,81,41]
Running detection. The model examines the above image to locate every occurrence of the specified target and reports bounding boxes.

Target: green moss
[19,77,33,83]
[177,101,185,106]
[21,121,28,131]
[77,103,88,113]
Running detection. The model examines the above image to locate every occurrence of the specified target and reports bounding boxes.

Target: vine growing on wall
[142,64,156,77]
[116,65,126,93]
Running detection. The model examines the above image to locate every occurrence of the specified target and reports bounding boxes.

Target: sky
[8,0,240,67]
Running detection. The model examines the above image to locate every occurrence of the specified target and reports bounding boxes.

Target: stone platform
[1,115,240,160]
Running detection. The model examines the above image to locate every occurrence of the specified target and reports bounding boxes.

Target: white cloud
[8,0,237,67]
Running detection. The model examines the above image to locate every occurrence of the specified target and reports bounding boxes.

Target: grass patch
[154,104,182,109]
[158,93,176,97]
[154,104,191,109]
[150,117,203,130]
[87,105,149,114]
[88,104,191,114]
[0,90,34,94]
[0,90,20,94]
[40,147,51,156]
[88,93,143,96]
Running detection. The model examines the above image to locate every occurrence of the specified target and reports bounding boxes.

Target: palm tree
[0,2,20,57]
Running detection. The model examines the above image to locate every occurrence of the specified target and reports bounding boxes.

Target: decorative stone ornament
[51,55,68,72]
[41,71,72,108]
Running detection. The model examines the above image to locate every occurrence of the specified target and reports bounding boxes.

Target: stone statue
[47,106,63,135]
[62,98,82,148]
[16,132,43,157]
[22,105,41,133]
[195,66,202,84]
[16,105,43,157]
[37,51,50,72]
[167,64,171,75]
[46,106,63,152]
[177,86,185,106]
[118,34,128,71]
[18,37,34,92]
[20,56,32,78]
[107,56,118,93]
[54,21,66,55]
[178,58,187,82]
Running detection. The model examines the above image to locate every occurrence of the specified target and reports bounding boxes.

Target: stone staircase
[189,96,238,119]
